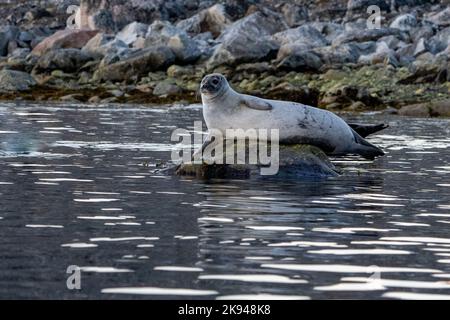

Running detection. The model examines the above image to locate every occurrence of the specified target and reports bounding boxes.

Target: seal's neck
[202,85,240,108]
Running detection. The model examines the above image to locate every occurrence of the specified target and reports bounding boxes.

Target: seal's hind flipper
[348,123,389,138]
[240,95,273,111]
[351,129,385,159]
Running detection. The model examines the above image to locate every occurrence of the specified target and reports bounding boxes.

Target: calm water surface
[0,102,450,299]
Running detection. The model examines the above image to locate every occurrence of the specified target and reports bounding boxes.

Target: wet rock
[207,10,288,68]
[398,99,450,117]
[176,4,232,38]
[59,93,84,103]
[93,46,175,83]
[0,69,36,92]
[175,143,339,179]
[116,22,149,46]
[389,14,417,31]
[34,48,94,74]
[31,29,99,56]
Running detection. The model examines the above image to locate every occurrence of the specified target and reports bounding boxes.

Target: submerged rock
[175,143,339,179]
[0,69,36,91]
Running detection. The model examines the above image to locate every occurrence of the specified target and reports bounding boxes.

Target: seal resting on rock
[200,73,385,159]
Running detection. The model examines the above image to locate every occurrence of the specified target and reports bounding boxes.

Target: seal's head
[200,73,228,99]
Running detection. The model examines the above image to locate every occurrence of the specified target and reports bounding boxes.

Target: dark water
[1,102,450,300]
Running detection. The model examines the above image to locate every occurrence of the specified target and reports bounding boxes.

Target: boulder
[332,28,407,46]
[272,25,329,61]
[426,27,450,55]
[116,22,149,46]
[0,69,36,92]
[152,80,182,96]
[34,48,94,73]
[398,99,450,117]
[281,3,309,28]
[0,26,20,56]
[82,33,128,57]
[358,41,398,66]
[176,4,232,38]
[93,46,175,82]
[207,10,288,68]
[31,29,99,56]
[389,14,417,31]
[425,7,450,27]
[175,143,339,179]
[141,20,201,63]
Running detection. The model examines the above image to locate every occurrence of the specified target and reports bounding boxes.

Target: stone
[332,28,407,47]
[34,48,94,73]
[281,3,309,28]
[398,99,450,117]
[389,14,417,31]
[425,7,450,27]
[176,4,232,38]
[152,80,182,96]
[0,69,36,92]
[0,25,20,56]
[207,10,288,68]
[116,22,149,46]
[175,143,339,179]
[31,29,99,56]
[93,46,175,82]
[82,33,128,57]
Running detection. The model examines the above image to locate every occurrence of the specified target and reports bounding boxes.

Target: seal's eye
[212,79,219,85]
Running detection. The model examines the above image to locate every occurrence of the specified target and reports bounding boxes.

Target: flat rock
[31,29,99,56]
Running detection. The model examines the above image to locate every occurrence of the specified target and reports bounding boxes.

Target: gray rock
[425,7,450,27]
[0,25,20,56]
[281,3,309,28]
[208,10,288,68]
[116,22,149,46]
[426,27,450,55]
[176,4,231,38]
[89,9,117,33]
[389,14,417,31]
[0,69,36,92]
[93,46,175,82]
[152,80,182,96]
[82,33,128,57]
[34,48,94,73]
[272,25,328,61]
[332,28,408,46]
[358,41,397,66]
[142,20,201,63]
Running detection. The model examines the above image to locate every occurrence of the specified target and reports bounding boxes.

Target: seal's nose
[200,83,209,91]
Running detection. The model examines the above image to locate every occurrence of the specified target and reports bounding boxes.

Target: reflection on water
[0,102,450,299]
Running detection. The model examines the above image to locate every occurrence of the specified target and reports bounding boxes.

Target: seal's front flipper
[240,95,273,111]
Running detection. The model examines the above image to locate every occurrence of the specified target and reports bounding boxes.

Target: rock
[176,4,232,38]
[332,28,407,46]
[281,3,309,28]
[31,29,99,56]
[389,14,417,31]
[276,49,323,71]
[93,46,175,82]
[116,22,149,46]
[0,25,20,56]
[208,10,288,67]
[152,80,182,96]
[175,143,339,179]
[166,64,195,78]
[82,33,128,57]
[142,20,201,63]
[398,53,447,84]
[34,48,94,74]
[358,41,398,66]
[89,9,116,33]
[88,95,102,103]
[398,99,450,117]
[348,101,368,111]
[272,25,328,61]
[108,89,124,97]
[0,69,36,92]
[426,27,450,55]
[59,94,84,103]
[425,7,450,27]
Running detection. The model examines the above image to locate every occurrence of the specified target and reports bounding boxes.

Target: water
[0,101,450,300]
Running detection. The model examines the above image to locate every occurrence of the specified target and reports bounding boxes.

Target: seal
[200,73,385,159]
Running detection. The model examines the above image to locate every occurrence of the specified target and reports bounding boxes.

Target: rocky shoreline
[0,0,449,116]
